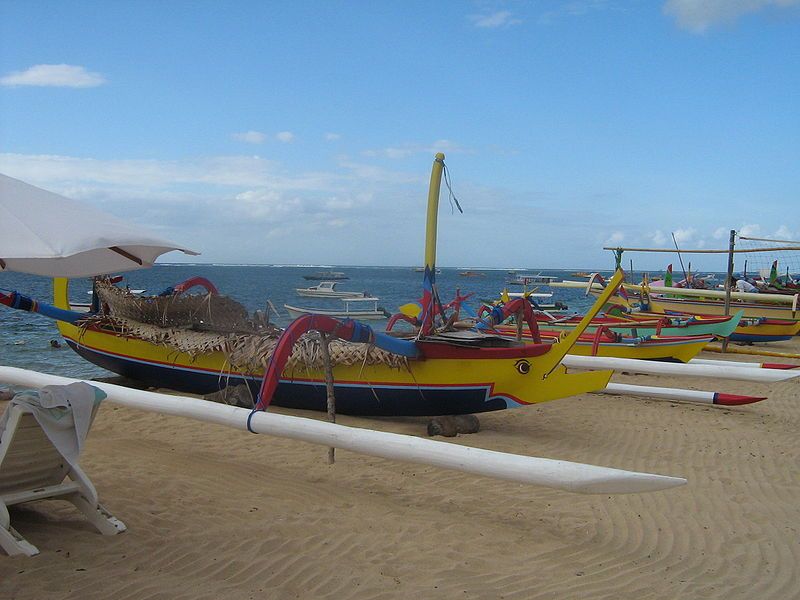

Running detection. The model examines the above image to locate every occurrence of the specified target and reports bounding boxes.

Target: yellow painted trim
[424,153,445,272]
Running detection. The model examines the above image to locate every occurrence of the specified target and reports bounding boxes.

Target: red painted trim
[762,363,800,370]
[713,393,767,405]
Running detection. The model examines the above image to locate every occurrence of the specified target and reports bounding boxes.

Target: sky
[1,0,799,271]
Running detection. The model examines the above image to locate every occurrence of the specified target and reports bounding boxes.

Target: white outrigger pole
[596,383,766,407]
[0,366,686,494]
[562,354,800,383]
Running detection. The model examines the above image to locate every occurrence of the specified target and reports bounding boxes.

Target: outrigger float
[561,354,800,383]
[0,366,686,494]
[596,382,766,407]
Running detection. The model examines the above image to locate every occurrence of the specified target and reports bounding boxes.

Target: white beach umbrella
[0,173,198,277]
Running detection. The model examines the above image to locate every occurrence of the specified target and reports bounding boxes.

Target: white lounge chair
[0,386,126,556]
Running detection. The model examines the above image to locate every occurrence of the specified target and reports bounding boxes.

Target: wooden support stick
[267,299,282,319]
[319,332,336,464]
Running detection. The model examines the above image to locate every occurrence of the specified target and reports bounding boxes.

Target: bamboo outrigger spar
[603,246,800,254]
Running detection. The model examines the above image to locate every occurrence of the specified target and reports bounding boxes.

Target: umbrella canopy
[0,173,198,277]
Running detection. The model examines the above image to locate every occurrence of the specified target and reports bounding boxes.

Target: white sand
[2,340,799,599]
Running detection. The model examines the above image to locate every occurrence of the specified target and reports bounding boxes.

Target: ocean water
[0,265,610,380]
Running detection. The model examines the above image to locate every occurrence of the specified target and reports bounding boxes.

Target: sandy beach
[1,340,799,599]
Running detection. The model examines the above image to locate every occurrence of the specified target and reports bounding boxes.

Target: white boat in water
[506,273,560,286]
[295,281,366,298]
[284,297,390,320]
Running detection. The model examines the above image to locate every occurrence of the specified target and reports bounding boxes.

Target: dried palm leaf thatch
[94,279,255,332]
[77,314,410,374]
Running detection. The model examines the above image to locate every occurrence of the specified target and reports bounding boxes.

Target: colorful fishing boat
[5,154,632,417]
[489,325,714,362]
[527,310,742,340]
[558,277,800,343]
[599,292,800,342]
[632,292,799,321]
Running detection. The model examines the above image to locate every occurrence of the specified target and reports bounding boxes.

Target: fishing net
[735,234,800,283]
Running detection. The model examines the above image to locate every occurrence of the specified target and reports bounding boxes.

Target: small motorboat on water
[295,281,366,298]
[506,273,559,286]
[284,297,390,320]
[302,271,348,280]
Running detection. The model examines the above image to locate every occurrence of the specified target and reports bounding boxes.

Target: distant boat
[302,271,348,281]
[413,267,441,274]
[284,297,390,320]
[295,281,366,298]
[459,271,486,277]
[506,273,559,286]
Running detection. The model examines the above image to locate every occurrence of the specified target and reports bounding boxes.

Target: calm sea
[0,265,611,380]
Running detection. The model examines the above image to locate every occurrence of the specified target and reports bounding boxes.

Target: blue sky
[1,0,798,270]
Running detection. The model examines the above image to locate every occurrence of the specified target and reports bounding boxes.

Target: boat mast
[419,153,445,335]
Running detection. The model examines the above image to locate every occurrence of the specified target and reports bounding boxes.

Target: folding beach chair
[0,383,126,556]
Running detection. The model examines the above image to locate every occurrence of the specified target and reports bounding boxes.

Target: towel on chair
[0,382,106,467]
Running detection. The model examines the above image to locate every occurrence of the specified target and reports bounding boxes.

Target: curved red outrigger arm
[479,297,542,343]
[172,276,218,296]
[386,289,475,333]
[253,315,419,414]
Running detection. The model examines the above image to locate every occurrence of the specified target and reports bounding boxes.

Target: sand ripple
[2,341,799,598]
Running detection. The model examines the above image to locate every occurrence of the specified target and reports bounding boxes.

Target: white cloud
[605,231,625,245]
[231,131,266,144]
[0,152,416,239]
[663,0,800,33]
[538,1,617,24]
[276,131,295,143]
[364,139,467,160]
[738,223,761,237]
[325,133,341,141]
[713,227,728,239]
[773,225,796,240]
[0,64,106,88]
[672,227,697,245]
[468,11,522,28]
[232,189,303,221]
[650,230,667,245]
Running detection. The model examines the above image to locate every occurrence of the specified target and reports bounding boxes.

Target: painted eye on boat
[514,359,531,375]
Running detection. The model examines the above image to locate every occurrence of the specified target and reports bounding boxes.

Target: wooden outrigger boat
[491,326,714,362]
[0,166,689,497]
[526,310,742,340]
[552,279,800,342]
[21,154,631,416]
[629,289,798,321]
[468,295,723,362]
[619,296,800,342]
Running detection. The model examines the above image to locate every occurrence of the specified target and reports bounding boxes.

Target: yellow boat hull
[56,320,612,415]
